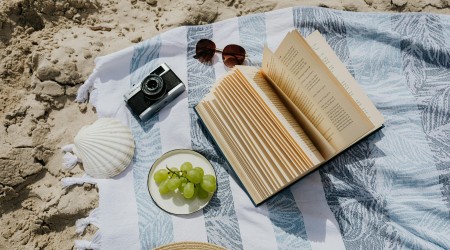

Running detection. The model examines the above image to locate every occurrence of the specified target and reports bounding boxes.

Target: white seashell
[73,118,135,178]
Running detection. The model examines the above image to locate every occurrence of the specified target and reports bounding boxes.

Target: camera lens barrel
[141,74,166,100]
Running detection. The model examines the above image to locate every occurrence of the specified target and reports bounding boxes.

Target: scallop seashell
[73,118,135,178]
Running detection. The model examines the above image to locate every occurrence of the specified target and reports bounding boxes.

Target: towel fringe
[63,152,81,170]
[61,144,75,152]
[61,174,97,188]
[75,231,101,250]
[76,208,100,235]
[75,69,98,103]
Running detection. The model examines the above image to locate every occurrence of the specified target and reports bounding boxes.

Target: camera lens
[141,74,166,100]
[147,80,158,90]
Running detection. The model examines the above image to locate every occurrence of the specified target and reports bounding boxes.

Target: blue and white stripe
[129,37,174,249]
[186,23,244,250]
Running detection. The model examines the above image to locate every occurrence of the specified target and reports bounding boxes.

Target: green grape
[178,178,188,192]
[180,162,193,172]
[193,167,204,178]
[200,179,216,193]
[179,182,186,193]
[183,183,195,199]
[203,174,216,185]
[167,177,181,191]
[201,175,216,193]
[153,169,169,184]
[158,179,170,195]
[186,169,202,184]
[197,186,209,199]
[170,167,179,174]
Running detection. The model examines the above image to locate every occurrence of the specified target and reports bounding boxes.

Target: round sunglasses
[194,39,246,68]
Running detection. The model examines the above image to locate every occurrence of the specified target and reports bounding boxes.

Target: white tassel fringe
[76,208,100,235]
[63,152,81,170]
[75,231,101,250]
[61,174,97,188]
[75,70,98,102]
[61,144,75,152]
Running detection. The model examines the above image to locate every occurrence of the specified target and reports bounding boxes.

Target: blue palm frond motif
[424,87,450,153]
[392,13,450,218]
[266,189,311,250]
[392,14,450,101]
[239,14,266,67]
[320,133,387,249]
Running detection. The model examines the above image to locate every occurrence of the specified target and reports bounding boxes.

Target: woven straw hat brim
[153,241,227,250]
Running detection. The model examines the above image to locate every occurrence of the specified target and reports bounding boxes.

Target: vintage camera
[124,63,185,121]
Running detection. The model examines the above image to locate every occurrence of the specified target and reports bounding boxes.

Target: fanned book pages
[195,30,384,205]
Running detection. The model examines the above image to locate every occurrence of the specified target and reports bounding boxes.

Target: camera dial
[141,74,167,100]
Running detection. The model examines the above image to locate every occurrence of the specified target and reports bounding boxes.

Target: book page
[208,97,280,193]
[196,102,265,203]
[236,66,324,165]
[262,30,374,151]
[216,80,295,182]
[305,31,384,127]
[260,71,336,160]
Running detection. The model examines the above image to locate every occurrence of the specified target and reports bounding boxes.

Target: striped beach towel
[74,6,450,250]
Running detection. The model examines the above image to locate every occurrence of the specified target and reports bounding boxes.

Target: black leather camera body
[124,63,185,121]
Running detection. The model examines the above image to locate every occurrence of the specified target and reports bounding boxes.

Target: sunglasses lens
[222,44,246,68]
[194,39,216,63]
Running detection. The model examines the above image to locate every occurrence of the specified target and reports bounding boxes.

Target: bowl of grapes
[147,149,217,214]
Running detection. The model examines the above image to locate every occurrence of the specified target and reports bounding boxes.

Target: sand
[0,0,448,249]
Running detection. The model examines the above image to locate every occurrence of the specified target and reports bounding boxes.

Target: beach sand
[0,0,448,249]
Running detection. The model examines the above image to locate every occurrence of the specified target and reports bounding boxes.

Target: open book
[195,30,384,205]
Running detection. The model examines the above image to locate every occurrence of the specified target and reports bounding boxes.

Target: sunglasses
[194,39,246,68]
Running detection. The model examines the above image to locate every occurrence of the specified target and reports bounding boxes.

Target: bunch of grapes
[153,162,217,199]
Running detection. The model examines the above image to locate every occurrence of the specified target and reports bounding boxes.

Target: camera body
[124,63,185,121]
